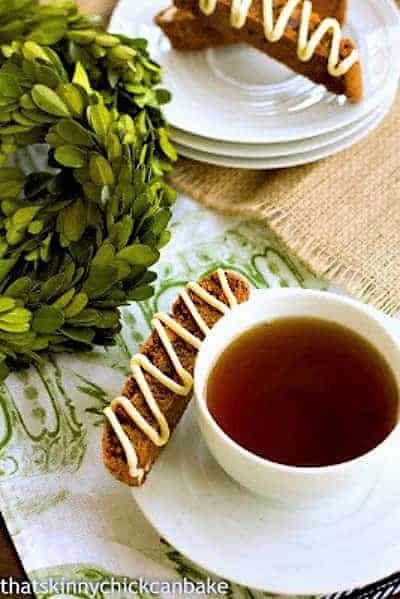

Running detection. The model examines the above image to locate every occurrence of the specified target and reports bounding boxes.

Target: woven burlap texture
[170,94,400,314]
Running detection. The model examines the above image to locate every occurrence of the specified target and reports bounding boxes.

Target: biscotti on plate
[155,0,348,52]
[103,270,251,486]
[174,0,362,101]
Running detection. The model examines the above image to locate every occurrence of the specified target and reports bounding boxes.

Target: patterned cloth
[0,193,399,598]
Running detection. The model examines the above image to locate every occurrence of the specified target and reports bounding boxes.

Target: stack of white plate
[111,0,400,169]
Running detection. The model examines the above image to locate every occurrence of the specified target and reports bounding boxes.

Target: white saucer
[174,88,395,168]
[132,319,400,595]
[170,83,395,158]
[110,0,400,143]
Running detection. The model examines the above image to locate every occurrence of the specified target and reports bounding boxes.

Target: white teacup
[194,289,400,514]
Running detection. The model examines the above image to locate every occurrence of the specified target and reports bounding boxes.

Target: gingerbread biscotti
[102,269,251,486]
[174,0,362,101]
[156,0,347,53]
[316,0,347,23]
[155,6,237,50]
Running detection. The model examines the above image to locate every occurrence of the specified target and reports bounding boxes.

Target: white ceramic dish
[170,83,394,157]
[110,0,400,143]
[173,88,395,168]
[132,314,400,595]
[195,290,400,508]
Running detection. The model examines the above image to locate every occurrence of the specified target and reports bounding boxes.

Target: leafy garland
[0,0,177,380]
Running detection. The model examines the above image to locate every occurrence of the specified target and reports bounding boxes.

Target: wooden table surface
[0,516,33,597]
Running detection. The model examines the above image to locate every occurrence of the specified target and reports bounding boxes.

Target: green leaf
[20,94,36,110]
[0,168,23,183]
[67,29,97,46]
[0,180,23,199]
[158,128,177,162]
[106,132,121,161]
[0,297,16,313]
[0,307,31,333]
[72,62,91,94]
[37,273,67,302]
[32,305,65,334]
[0,358,9,381]
[83,264,119,298]
[58,200,87,242]
[156,89,172,105]
[0,307,31,324]
[94,33,120,48]
[22,41,52,64]
[89,154,114,186]
[127,285,154,301]
[109,215,133,250]
[92,243,115,266]
[87,104,111,139]
[27,18,67,45]
[108,45,137,62]
[22,109,55,124]
[64,292,88,318]
[55,145,87,168]
[31,84,71,117]
[152,209,171,236]
[34,64,63,89]
[57,83,86,118]
[0,320,30,334]
[56,119,94,147]
[4,277,32,299]
[95,310,120,328]
[53,288,75,309]
[117,243,159,266]
[0,74,21,98]
[12,206,41,228]
[67,308,100,326]
[62,327,95,345]
[46,131,67,147]
[12,110,37,127]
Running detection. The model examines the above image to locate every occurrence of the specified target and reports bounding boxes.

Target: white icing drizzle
[104,269,241,482]
[199,0,359,77]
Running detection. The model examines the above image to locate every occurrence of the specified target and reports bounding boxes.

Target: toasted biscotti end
[341,38,362,103]
[174,0,362,101]
[102,270,251,487]
[155,6,237,50]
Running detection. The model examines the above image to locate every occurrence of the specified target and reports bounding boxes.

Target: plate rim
[131,401,400,595]
[169,93,387,158]
[173,89,395,169]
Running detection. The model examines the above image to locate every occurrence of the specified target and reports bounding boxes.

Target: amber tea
[206,317,399,467]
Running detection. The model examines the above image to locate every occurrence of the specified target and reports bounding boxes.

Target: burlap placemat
[83,0,400,315]
[170,95,400,314]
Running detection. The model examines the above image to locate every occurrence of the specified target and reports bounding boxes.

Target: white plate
[174,87,395,168]
[170,85,394,158]
[132,319,400,595]
[110,0,400,143]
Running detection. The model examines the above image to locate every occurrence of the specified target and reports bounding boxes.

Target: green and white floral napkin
[0,193,331,598]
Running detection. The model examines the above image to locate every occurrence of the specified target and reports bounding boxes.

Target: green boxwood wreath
[0,0,178,379]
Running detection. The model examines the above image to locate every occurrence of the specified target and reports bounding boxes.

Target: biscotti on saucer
[155,0,348,53]
[174,0,362,101]
[102,270,251,486]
